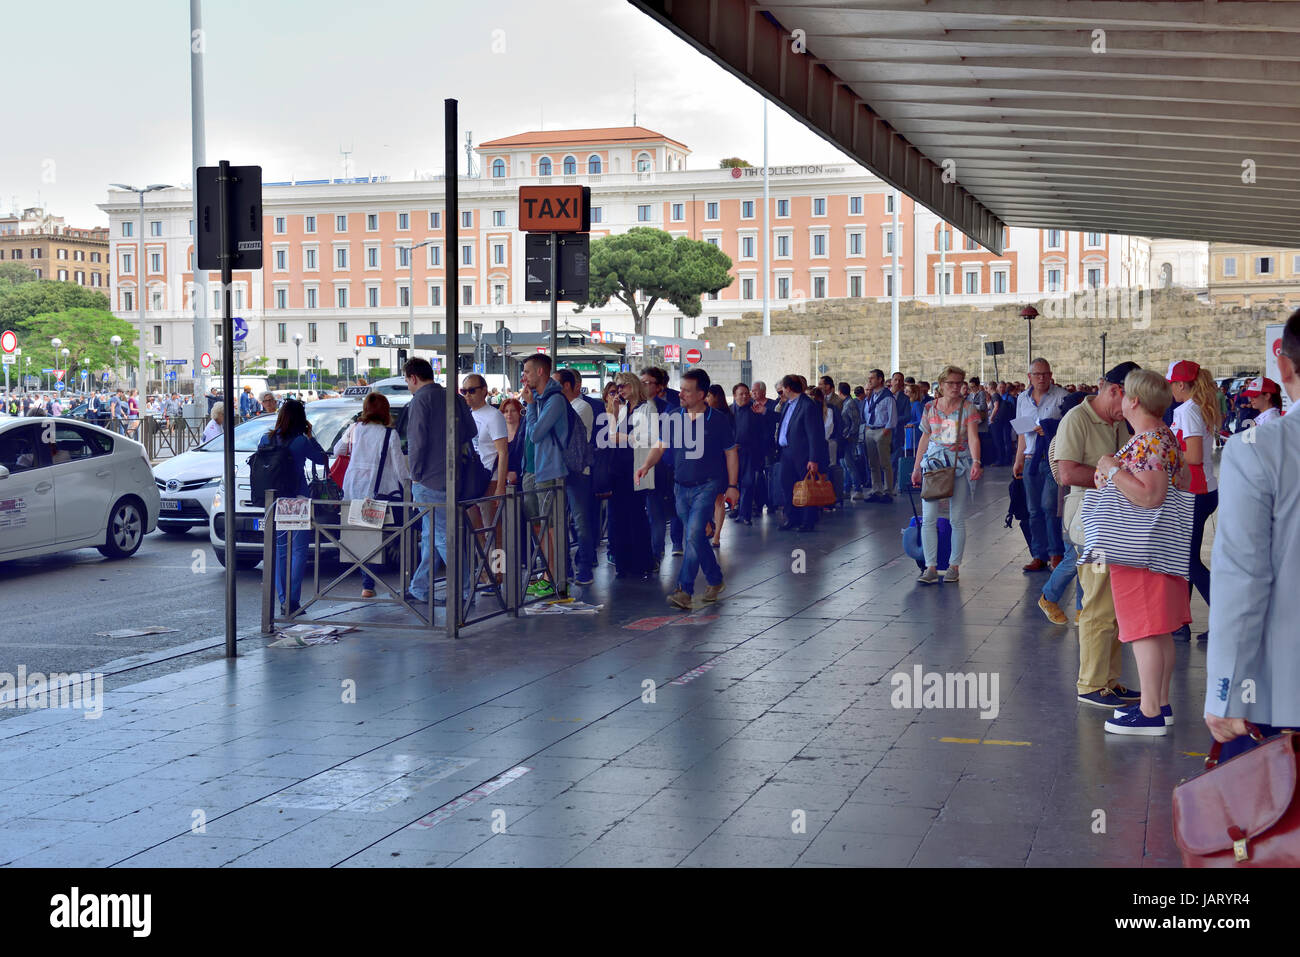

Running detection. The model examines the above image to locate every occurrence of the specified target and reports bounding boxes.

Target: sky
[3,0,859,227]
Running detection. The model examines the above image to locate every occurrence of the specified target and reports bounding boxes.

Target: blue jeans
[840,444,863,495]
[737,458,759,521]
[675,480,724,595]
[410,483,447,601]
[274,528,310,607]
[646,484,682,558]
[1024,458,1063,560]
[565,471,596,581]
[1042,539,1083,610]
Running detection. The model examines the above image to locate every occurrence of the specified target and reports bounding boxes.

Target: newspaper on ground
[268,623,358,648]
[523,598,603,616]
[94,626,180,638]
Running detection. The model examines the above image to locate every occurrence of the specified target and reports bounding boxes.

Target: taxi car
[0,415,160,562]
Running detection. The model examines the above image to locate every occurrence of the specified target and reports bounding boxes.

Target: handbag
[329,423,353,488]
[1076,479,1195,577]
[792,465,836,508]
[920,402,964,501]
[1173,725,1300,867]
[308,459,343,525]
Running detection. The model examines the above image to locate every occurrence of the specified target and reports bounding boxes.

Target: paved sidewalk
[0,469,1209,867]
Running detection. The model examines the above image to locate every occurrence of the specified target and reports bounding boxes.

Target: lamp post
[394,239,436,369]
[51,338,61,392]
[979,333,988,383]
[1100,332,1107,378]
[61,349,70,396]
[1019,305,1039,370]
[158,356,166,392]
[293,332,303,394]
[111,335,122,387]
[812,339,824,381]
[109,183,171,391]
[313,353,320,393]
[352,347,359,383]
[146,352,154,392]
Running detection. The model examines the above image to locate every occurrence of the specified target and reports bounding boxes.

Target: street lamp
[979,333,988,384]
[109,183,172,391]
[292,332,303,393]
[352,347,359,383]
[812,339,824,381]
[313,354,321,392]
[61,349,70,395]
[1019,305,1039,370]
[394,239,436,369]
[111,335,122,386]
[51,338,62,392]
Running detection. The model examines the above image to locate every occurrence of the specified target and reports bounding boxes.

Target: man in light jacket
[1205,308,1300,759]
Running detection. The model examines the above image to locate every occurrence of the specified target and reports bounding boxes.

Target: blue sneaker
[1077,688,1130,709]
[1104,709,1167,736]
[1114,703,1173,726]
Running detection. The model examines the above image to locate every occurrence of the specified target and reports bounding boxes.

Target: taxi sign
[341,386,371,397]
[518,186,591,233]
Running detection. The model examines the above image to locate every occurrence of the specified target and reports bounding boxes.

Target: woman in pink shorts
[1094,368,1191,737]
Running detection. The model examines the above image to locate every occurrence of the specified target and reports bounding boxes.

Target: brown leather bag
[792,465,836,508]
[1172,725,1300,867]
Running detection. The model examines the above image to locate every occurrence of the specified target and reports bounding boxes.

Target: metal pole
[219,159,237,659]
[550,232,559,362]
[445,98,461,638]
[939,221,946,306]
[890,189,900,374]
[762,99,770,338]
[190,0,210,401]
[138,192,147,394]
[1101,332,1107,378]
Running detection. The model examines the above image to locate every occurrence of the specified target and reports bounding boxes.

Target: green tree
[579,228,733,341]
[0,262,39,286]
[0,279,111,329]
[19,308,140,383]
[719,157,752,168]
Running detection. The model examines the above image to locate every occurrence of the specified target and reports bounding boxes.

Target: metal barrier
[138,416,204,460]
[257,477,570,636]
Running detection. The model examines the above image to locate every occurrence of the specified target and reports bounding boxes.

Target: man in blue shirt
[890,372,911,492]
[1013,357,1070,571]
[640,366,684,559]
[862,369,897,502]
[637,368,739,609]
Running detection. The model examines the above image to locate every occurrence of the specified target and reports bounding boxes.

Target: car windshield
[194,405,361,454]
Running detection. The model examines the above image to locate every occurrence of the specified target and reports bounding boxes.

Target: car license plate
[253,518,264,531]
[160,500,180,511]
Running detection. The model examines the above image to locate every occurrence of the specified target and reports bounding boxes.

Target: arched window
[491,158,505,178]
[538,157,552,176]
[636,152,651,172]
[563,155,576,175]
[588,155,602,174]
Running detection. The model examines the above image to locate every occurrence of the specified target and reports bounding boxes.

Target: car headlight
[199,478,221,489]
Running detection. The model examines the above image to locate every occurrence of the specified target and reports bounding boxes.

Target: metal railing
[257,477,569,636]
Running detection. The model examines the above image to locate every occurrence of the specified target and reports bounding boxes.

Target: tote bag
[1076,479,1195,578]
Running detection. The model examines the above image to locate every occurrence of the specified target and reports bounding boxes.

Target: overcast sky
[4,0,858,227]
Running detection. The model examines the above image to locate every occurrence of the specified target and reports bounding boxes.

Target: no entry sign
[685,348,702,364]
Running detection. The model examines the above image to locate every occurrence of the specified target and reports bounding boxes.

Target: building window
[429,285,441,306]
[60,268,70,282]
[277,322,287,343]
[397,212,409,231]
[588,155,601,174]
[336,214,347,232]
[275,249,287,271]
[122,222,133,237]
[277,359,288,371]
[538,157,552,176]
[429,244,441,267]
[493,243,505,265]
[149,252,162,273]
[274,217,285,234]
[367,287,379,307]
[366,213,378,231]
[964,272,979,294]
[886,273,895,297]
[636,152,651,172]
[397,246,410,268]
[336,247,348,269]
[494,284,505,305]
[308,321,318,342]
[637,205,652,222]
[369,321,379,336]
[1257,256,1275,275]
[275,288,287,309]
[850,196,862,216]
[1086,232,1103,247]
[123,290,134,311]
[849,275,862,297]
[399,285,410,307]
[563,155,576,175]
[741,236,754,258]
[306,288,318,309]
[75,270,84,285]
[741,201,754,219]
[150,221,163,236]
[742,277,754,299]
[337,287,348,308]
[776,277,790,299]
[1086,267,1102,288]
[305,248,317,270]
[993,271,1008,294]
[776,199,789,218]
[938,228,951,251]
[74,250,84,261]
[492,158,506,177]
[812,234,826,257]
[1047,229,1063,249]
[886,194,895,213]
[671,203,684,221]
[91,252,101,263]
[964,235,977,251]
[121,252,133,274]
[90,273,101,287]
[591,207,602,224]
[485,209,504,228]
[338,321,347,342]
[56,248,67,260]
[461,211,472,229]
[429,211,441,229]
[1047,268,1062,292]
[813,276,826,298]
[885,231,895,254]
[366,247,379,268]
[706,202,719,220]
[849,232,863,255]
[305,215,316,233]
[461,244,473,266]
[400,320,409,336]
[813,198,826,217]
[462,285,473,306]
[776,235,790,258]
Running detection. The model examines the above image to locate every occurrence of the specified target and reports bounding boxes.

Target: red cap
[1167,360,1200,383]
[1243,376,1280,397]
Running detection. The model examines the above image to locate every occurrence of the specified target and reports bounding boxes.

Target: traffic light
[396,348,408,372]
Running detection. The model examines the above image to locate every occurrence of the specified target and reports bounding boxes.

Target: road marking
[939,737,1032,747]
[411,765,531,829]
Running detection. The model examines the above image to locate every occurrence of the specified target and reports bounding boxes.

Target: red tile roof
[478,126,689,152]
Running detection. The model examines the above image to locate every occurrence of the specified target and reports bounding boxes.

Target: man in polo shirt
[862,369,897,502]
[1053,362,1142,709]
[637,368,739,609]
[1014,357,1070,571]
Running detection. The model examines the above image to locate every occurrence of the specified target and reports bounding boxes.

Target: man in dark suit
[775,374,830,531]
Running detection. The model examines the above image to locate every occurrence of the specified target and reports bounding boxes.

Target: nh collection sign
[730,165,846,178]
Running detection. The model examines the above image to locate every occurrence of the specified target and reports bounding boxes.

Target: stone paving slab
[0,469,1214,867]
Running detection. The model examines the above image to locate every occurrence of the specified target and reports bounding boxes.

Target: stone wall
[701,290,1287,386]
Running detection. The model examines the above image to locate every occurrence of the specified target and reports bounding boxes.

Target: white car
[151,419,272,536]
[0,416,160,562]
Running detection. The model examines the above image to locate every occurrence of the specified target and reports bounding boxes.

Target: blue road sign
[309,373,317,382]
[473,363,483,373]
[233,316,249,341]
[56,381,64,391]
[101,372,109,381]
[80,370,88,379]
[41,368,53,374]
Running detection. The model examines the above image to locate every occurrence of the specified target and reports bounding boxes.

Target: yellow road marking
[939,737,1032,747]
[1182,752,1208,758]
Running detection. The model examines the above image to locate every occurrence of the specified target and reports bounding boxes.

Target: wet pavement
[0,468,1210,867]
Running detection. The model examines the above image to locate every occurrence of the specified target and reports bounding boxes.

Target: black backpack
[557,396,593,475]
[249,436,300,502]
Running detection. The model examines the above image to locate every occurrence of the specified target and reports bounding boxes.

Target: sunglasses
[459,386,482,395]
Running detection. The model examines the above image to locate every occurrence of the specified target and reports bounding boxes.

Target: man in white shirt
[462,373,508,525]
[1013,357,1070,571]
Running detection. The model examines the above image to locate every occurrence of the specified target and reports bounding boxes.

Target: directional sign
[0,330,15,354]
[165,358,187,365]
[80,369,88,378]
[233,340,247,352]
[518,185,591,233]
[56,381,64,391]
[41,368,53,374]
[232,316,249,341]
[102,372,109,381]
[1,354,15,366]
[685,348,702,365]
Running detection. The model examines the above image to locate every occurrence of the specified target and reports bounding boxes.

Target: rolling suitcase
[902,486,951,571]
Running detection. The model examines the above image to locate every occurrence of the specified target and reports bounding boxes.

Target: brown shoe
[703,582,725,602]
[1049,555,1063,570]
[1023,559,1048,572]
[667,589,693,610]
[1038,595,1067,625]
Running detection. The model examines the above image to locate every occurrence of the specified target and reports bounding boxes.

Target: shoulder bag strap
[373,426,392,498]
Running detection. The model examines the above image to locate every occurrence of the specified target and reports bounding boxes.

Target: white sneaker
[943,567,960,583]
[917,567,939,585]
